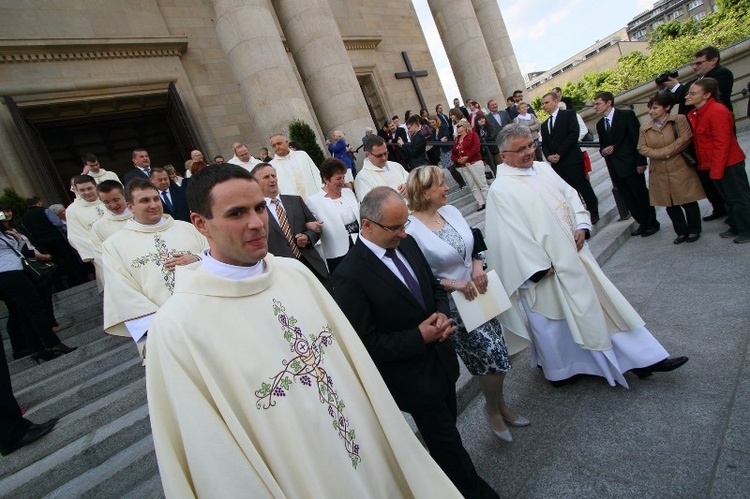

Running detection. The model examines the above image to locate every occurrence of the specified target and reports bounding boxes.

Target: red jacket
[687,98,745,180]
[451,130,483,165]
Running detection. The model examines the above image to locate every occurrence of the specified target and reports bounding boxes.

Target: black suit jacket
[20,206,66,246]
[123,168,150,185]
[704,64,734,111]
[267,195,329,282]
[332,236,459,414]
[400,130,428,170]
[669,84,690,115]
[160,184,191,223]
[541,109,583,168]
[596,109,647,177]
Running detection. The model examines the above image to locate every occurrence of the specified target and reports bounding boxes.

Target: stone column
[211,0,316,139]
[426,0,503,106]
[272,0,372,154]
[471,0,526,99]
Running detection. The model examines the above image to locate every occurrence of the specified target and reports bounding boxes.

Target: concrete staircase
[0,153,633,496]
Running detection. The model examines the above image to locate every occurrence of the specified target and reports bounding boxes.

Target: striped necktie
[271,198,301,259]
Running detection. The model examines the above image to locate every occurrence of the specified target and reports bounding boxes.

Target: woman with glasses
[306,158,360,274]
[637,93,705,244]
[405,166,529,442]
[452,119,489,211]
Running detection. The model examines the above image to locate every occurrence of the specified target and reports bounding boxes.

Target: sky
[412,0,656,102]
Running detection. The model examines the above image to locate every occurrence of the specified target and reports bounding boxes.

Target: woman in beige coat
[638,93,705,244]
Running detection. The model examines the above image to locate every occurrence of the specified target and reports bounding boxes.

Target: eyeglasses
[370,151,388,159]
[366,218,410,233]
[502,142,536,154]
[691,59,708,67]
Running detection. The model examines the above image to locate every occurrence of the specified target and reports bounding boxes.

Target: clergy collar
[76,197,103,208]
[106,208,132,220]
[125,215,174,232]
[499,162,538,176]
[200,248,265,280]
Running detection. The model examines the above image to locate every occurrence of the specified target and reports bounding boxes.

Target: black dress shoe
[685,233,700,243]
[631,356,688,378]
[0,418,58,456]
[49,343,78,355]
[477,204,486,212]
[591,216,600,224]
[640,225,660,237]
[702,212,727,222]
[673,235,687,245]
[31,350,63,364]
[631,226,643,236]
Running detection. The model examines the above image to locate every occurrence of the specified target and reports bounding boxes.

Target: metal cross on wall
[394,51,428,111]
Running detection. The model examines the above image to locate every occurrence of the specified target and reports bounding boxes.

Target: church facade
[0,0,522,203]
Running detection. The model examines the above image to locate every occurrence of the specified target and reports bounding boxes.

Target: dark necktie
[161,191,173,212]
[549,115,554,134]
[271,199,301,258]
[384,248,425,309]
[605,117,611,132]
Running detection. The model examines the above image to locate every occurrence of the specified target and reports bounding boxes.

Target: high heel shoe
[49,343,78,355]
[502,413,531,427]
[31,350,62,364]
[484,405,512,442]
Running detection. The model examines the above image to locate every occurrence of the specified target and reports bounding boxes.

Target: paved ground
[456,171,750,497]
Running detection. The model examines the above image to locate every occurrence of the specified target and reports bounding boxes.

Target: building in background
[0,0,524,204]
[627,0,718,41]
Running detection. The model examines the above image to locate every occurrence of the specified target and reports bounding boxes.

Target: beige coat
[637,114,705,206]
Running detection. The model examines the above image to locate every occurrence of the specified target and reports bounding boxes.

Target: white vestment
[146,255,461,498]
[228,155,262,172]
[90,210,133,291]
[88,169,121,184]
[102,216,208,338]
[271,150,323,199]
[354,159,409,202]
[66,198,105,261]
[485,162,668,387]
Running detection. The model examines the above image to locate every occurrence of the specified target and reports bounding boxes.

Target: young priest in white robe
[485,123,688,388]
[101,178,207,353]
[81,153,121,184]
[66,175,105,262]
[90,180,133,291]
[146,164,462,498]
[270,133,323,200]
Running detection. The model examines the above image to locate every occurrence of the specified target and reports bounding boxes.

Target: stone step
[120,473,165,499]
[1,378,146,480]
[0,405,151,497]
[46,435,159,499]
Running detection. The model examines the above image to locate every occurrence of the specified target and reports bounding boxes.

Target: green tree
[288,119,326,167]
[0,187,27,219]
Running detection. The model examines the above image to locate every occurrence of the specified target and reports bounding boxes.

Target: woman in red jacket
[686,78,750,244]
[452,118,488,210]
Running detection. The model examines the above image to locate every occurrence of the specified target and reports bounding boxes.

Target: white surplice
[485,161,668,387]
[354,159,409,202]
[271,150,323,199]
[90,209,133,291]
[146,254,462,498]
[66,198,105,261]
[88,169,121,184]
[101,215,208,338]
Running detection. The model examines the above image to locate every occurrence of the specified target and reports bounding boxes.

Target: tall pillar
[272,0,372,152]
[471,0,526,99]
[426,0,503,107]
[211,0,316,139]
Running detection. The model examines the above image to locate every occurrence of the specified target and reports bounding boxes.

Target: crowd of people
[2,43,747,497]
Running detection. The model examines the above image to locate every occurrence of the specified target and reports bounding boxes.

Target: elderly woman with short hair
[405,165,528,442]
[306,158,360,274]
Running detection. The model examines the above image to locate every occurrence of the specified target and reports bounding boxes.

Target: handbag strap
[670,120,679,138]
[0,232,26,260]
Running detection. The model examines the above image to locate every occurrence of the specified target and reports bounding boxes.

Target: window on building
[652,20,665,29]
[668,10,683,20]
[633,29,647,39]
[692,10,707,21]
[688,0,703,10]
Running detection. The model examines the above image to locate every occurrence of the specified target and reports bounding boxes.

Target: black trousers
[0,271,61,353]
[666,202,702,235]
[697,169,726,215]
[410,389,499,499]
[552,162,600,219]
[714,161,750,236]
[0,332,31,449]
[613,172,657,228]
